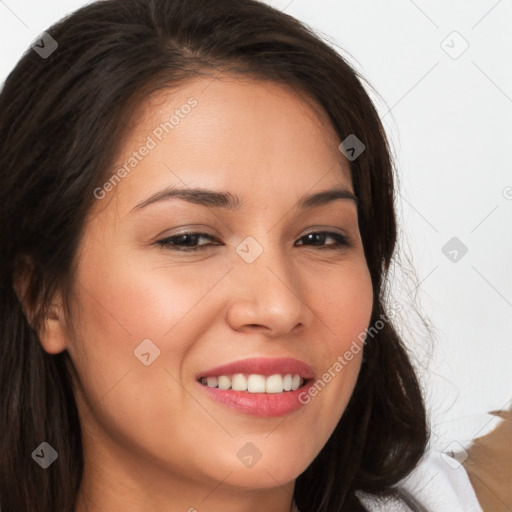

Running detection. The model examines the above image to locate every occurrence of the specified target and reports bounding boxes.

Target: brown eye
[155,232,222,251]
[296,231,350,249]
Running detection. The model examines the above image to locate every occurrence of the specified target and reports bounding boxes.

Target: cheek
[64,253,214,473]
[64,246,234,419]
[310,260,373,352]
[70,244,226,344]
[299,260,373,438]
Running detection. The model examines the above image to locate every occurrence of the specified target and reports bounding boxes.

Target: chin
[222,462,304,490]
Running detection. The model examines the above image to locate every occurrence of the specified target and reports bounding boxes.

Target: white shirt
[293,447,483,512]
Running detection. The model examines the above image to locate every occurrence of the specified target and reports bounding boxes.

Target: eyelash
[155,231,351,252]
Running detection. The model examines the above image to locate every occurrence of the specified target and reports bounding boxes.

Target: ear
[13,255,68,355]
[37,294,69,355]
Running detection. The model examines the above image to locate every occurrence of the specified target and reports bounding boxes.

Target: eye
[155,230,350,252]
[155,232,220,252]
[295,231,350,249]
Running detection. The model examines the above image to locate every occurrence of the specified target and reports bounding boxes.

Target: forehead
[96,74,353,216]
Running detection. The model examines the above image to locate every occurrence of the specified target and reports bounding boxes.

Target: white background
[1,0,511,452]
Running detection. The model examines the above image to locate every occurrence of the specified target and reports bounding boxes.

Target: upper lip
[196,357,315,380]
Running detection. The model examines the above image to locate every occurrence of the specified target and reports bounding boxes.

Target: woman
[0,0,483,511]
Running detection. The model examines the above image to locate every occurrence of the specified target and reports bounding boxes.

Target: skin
[36,75,374,512]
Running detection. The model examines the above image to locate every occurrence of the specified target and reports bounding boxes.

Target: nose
[225,240,312,337]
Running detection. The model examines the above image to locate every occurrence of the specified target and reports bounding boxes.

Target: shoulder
[357,446,483,512]
[293,443,489,512]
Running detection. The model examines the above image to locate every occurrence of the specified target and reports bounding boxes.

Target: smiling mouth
[198,373,310,393]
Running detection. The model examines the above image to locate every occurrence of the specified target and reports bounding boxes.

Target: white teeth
[265,374,284,393]
[231,373,248,391]
[218,375,231,390]
[291,374,301,391]
[283,374,293,391]
[247,374,266,393]
[205,376,218,388]
[200,373,305,393]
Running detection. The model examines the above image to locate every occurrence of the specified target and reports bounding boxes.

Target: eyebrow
[130,186,357,213]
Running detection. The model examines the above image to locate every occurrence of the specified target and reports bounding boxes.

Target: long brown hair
[0,0,428,510]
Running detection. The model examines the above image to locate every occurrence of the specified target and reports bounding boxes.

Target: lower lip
[197,381,312,417]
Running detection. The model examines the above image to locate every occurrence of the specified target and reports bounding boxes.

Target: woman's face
[54,76,373,506]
